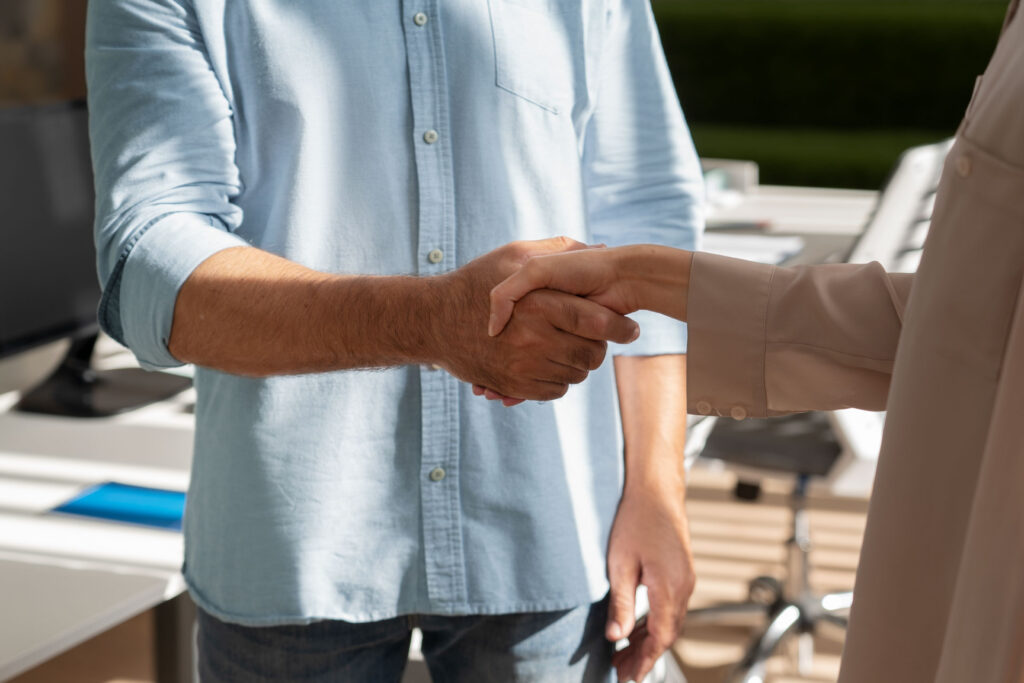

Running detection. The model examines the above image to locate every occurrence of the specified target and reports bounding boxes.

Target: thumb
[606,562,640,642]
[488,260,552,336]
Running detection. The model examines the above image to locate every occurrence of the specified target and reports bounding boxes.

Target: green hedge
[652,1,1007,187]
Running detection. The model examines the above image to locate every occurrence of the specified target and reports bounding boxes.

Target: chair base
[686,588,851,683]
[683,474,853,682]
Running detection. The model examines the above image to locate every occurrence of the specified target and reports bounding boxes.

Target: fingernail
[628,325,640,342]
[608,622,622,640]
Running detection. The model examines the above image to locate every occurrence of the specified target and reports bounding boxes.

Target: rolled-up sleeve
[582,0,704,356]
[87,0,249,369]
[687,252,914,417]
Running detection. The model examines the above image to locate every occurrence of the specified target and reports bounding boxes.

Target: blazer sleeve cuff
[686,251,775,419]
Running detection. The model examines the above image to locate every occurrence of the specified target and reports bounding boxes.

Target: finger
[612,635,646,682]
[489,260,556,337]
[644,589,680,659]
[472,384,485,396]
[481,388,526,407]
[515,379,571,402]
[606,560,640,642]
[540,291,639,345]
[611,622,646,667]
[633,641,663,683]
[525,358,589,388]
[490,377,573,402]
[527,327,606,373]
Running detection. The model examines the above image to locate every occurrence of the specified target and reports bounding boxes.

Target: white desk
[707,184,878,236]
[0,558,170,680]
[0,385,195,682]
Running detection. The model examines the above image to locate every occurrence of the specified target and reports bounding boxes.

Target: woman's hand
[488,243,693,338]
[488,246,643,337]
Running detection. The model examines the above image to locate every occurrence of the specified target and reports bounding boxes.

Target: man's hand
[431,238,640,400]
[608,354,694,683]
[607,487,695,683]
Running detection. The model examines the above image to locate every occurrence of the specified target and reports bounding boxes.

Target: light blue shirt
[87,0,703,625]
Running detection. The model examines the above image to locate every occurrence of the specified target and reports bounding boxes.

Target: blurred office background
[653,0,1006,189]
[0,0,86,104]
[1,0,1007,187]
[0,0,88,398]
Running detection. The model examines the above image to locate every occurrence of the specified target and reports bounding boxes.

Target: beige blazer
[685,2,1024,680]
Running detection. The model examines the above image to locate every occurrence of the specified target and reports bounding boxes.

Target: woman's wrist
[617,245,692,322]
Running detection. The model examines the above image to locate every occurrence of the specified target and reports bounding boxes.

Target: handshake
[433,237,691,404]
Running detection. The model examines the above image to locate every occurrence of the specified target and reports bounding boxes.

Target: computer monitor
[0,101,190,417]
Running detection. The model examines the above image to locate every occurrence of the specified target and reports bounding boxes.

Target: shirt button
[730,406,747,421]
[423,129,439,144]
[429,467,446,482]
[427,248,444,264]
[956,155,972,177]
[413,12,428,26]
[696,400,712,416]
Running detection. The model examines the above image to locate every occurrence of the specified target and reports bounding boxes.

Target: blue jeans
[197,596,614,682]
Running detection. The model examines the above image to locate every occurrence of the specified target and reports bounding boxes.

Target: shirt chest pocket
[487,0,576,114]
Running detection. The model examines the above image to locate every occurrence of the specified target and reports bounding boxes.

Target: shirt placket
[402,0,466,610]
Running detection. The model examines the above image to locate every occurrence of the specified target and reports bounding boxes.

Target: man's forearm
[614,353,688,491]
[168,246,444,376]
[166,239,640,393]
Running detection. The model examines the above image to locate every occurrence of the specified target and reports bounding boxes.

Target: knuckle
[539,384,568,401]
[567,367,588,385]
[568,344,592,370]
[647,628,674,652]
[612,597,634,616]
[507,359,529,379]
[562,300,581,332]
[516,291,544,317]
[604,316,629,343]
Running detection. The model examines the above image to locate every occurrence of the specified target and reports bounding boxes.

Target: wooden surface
[9,611,153,683]
[674,466,869,683]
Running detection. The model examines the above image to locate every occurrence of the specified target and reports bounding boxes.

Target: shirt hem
[184,573,610,626]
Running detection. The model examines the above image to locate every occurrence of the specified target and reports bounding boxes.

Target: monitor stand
[15,334,192,418]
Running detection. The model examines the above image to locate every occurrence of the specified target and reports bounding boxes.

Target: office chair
[682,139,953,683]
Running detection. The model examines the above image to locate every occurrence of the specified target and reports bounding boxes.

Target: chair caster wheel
[748,575,782,605]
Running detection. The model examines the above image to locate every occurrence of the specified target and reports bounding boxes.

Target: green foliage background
[652,1,1008,187]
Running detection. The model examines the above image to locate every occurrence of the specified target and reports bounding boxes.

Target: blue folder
[52,481,186,531]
